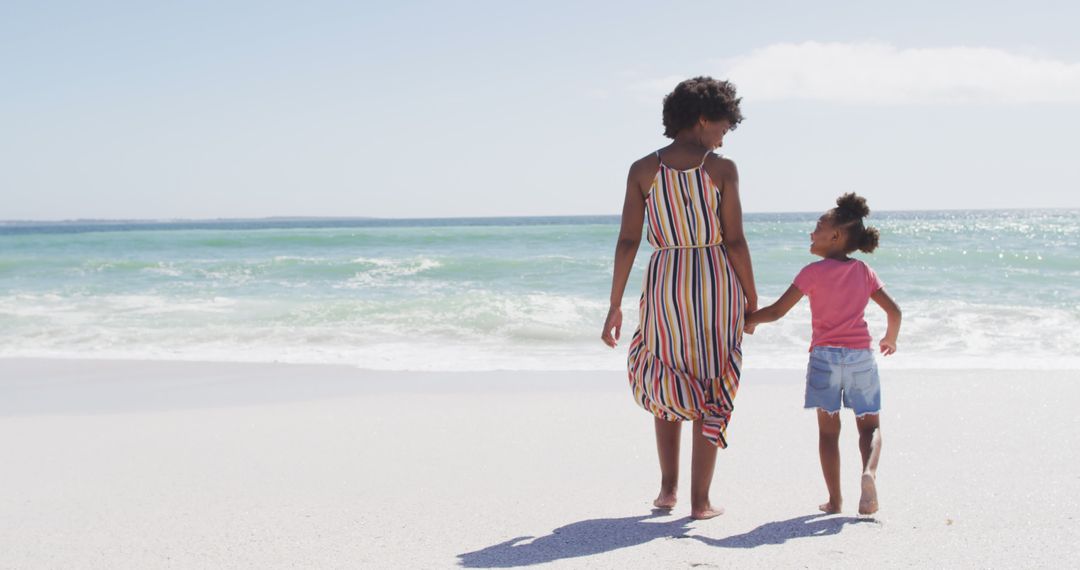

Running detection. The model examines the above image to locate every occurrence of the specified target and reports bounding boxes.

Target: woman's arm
[747,285,804,326]
[712,157,758,313]
[601,161,647,348]
[870,288,902,355]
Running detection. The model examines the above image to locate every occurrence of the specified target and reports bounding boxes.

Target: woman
[601,77,757,520]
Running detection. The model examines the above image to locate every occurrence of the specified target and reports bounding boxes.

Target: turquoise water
[1,210,1078,370]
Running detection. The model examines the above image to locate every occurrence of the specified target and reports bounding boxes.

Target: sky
[2,0,1079,220]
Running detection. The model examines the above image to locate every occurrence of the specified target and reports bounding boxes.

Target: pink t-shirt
[793,258,884,350]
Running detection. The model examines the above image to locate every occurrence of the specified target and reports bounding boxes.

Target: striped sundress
[626,150,745,448]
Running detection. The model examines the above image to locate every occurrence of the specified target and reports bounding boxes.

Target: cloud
[632,42,1080,105]
[721,42,1080,105]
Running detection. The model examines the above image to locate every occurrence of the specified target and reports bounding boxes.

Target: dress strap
[655,149,712,170]
[698,150,713,168]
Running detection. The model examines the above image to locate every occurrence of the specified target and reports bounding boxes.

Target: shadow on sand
[458,511,876,567]
[690,513,876,549]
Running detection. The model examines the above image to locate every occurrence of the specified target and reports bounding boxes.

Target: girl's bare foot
[690,503,724,520]
[859,474,879,515]
[653,489,677,510]
[818,499,842,514]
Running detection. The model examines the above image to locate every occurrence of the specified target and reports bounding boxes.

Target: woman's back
[644,150,725,249]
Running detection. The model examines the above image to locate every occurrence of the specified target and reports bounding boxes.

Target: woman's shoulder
[625,153,663,195]
[630,151,662,170]
[705,152,737,167]
[627,152,663,183]
[703,153,738,181]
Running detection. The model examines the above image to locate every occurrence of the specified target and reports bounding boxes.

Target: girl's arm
[711,158,758,314]
[746,284,803,326]
[601,161,647,348]
[870,288,902,355]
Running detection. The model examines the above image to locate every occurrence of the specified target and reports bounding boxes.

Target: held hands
[743,312,757,335]
[743,297,758,335]
[601,306,623,348]
[879,337,897,356]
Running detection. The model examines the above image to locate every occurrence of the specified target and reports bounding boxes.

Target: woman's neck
[670,133,710,152]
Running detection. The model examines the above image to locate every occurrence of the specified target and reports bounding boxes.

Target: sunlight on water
[1,210,1078,370]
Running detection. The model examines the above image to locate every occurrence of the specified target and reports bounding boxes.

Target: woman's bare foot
[653,488,677,510]
[859,474,879,515]
[690,503,724,520]
[818,499,842,514]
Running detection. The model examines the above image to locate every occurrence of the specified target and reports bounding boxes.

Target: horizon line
[2,206,1077,225]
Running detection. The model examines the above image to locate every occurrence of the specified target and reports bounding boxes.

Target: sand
[1,358,1078,569]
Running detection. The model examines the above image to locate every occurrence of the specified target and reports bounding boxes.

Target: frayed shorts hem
[804,405,881,417]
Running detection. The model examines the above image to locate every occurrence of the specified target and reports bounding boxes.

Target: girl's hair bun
[835,192,870,218]
[857,226,880,253]
[830,192,879,254]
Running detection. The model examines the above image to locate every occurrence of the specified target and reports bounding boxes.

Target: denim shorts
[804,346,881,416]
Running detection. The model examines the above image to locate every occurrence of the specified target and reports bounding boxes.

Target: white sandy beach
[1,358,1078,569]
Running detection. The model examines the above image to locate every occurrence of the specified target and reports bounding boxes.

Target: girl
[747,193,901,515]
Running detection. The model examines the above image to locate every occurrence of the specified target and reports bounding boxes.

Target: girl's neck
[822,253,852,262]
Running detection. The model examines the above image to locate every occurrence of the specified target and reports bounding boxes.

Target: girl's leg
[690,419,723,519]
[856,413,882,514]
[653,417,680,509]
[817,409,843,513]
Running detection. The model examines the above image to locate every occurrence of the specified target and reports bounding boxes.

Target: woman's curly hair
[662,77,744,138]
[828,193,880,254]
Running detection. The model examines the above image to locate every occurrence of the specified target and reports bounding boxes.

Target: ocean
[1,210,1078,370]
